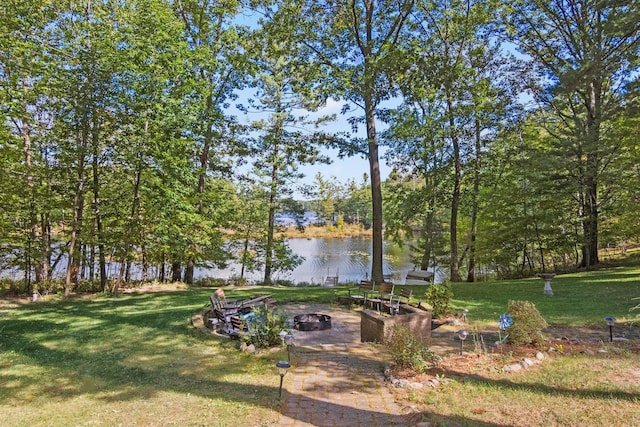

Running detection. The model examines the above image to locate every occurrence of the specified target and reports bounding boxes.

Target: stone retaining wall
[360,305,432,343]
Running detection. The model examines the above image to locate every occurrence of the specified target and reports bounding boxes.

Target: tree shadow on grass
[0,295,510,427]
[9,293,638,425]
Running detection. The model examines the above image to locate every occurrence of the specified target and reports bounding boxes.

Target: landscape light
[284,334,294,362]
[605,317,615,342]
[276,361,291,399]
[457,329,469,355]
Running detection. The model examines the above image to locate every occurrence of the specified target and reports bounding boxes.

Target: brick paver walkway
[277,304,411,427]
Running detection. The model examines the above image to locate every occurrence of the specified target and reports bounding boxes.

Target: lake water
[6,236,444,285]
[197,236,444,285]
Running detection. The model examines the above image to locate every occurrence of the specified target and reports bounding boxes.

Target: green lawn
[448,266,640,326]
[1,266,639,426]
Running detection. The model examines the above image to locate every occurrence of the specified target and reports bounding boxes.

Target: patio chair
[384,287,413,315]
[348,280,376,308]
[366,282,395,312]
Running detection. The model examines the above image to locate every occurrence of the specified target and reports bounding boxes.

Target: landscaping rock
[503,363,522,372]
[520,358,535,368]
[536,351,545,360]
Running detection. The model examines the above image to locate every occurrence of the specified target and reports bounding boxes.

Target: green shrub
[424,282,453,318]
[386,326,439,373]
[246,305,291,349]
[505,300,547,346]
[74,280,104,293]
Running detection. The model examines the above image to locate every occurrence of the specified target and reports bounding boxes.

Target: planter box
[360,305,432,343]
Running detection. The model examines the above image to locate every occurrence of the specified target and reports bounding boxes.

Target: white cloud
[319,98,345,114]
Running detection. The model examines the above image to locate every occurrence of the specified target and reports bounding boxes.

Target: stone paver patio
[277,304,413,426]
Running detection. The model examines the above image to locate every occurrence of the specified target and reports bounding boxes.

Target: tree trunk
[264,164,278,285]
[20,110,40,290]
[114,148,143,293]
[91,126,108,291]
[171,261,182,282]
[447,94,462,282]
[467,117,481,282]
[65,129,87,296]
[581,80,601,268]
[185,258,194,285]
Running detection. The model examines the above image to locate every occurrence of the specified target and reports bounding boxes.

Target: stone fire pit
[294,313,332,331]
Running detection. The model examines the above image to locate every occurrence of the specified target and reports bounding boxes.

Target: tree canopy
[1,0,639,291]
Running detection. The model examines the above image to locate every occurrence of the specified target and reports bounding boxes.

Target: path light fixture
[462,308,469,323]
[279,330,287,347]
[457,329,469,355]
[605,317,616,342]
[284,334,294,362]
[276,360,291,399]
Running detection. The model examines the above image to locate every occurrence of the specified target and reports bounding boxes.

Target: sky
[234,96,393,199]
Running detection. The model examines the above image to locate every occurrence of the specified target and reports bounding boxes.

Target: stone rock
[415,422,432,427]
[520,358,535,368]
[536,352,545,360]
[398,379,410,388]
[503,363,522,373]
[429,378,440,387]
[409,382,424,389]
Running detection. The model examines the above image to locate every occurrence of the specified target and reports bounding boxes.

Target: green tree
[243,33,331,284]
[384,0,513,281]
[174,0,247,284]
[262,0,416,284]
[0,0,61,291]
[506,0,640,268]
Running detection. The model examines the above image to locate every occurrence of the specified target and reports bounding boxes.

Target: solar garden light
[284,334,294,362]
[279,330,287,347]
[605,317,616,342]
[276,360,291,399]
[457,329,469,355]
[462,308,469,323]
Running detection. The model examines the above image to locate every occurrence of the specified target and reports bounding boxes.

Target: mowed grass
[0,290,289,427]
[1,266,639,426]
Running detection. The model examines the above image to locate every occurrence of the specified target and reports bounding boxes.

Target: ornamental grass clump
[386,325,439,373]
[505,300,548,346]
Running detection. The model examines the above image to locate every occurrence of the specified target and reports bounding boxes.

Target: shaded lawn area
[0,290,288,426]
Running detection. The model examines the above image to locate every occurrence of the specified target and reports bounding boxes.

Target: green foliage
[425,283,453,318]
[246,305,291,349]
[386,326,439,373]
[505,300,548,346]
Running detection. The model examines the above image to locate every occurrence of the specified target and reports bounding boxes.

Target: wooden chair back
[377,282,394,295]
[398,287,413,304]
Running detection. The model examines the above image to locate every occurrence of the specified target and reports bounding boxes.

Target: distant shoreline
[281,224,372,239]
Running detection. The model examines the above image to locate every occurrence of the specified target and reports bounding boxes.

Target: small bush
[505,300,547,346]
[386,326,439,373]
[424,282,453,318]
[246,305,290,349]
[74,280,104,293]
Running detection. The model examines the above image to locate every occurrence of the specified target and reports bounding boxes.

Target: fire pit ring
[294,313,332,331]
